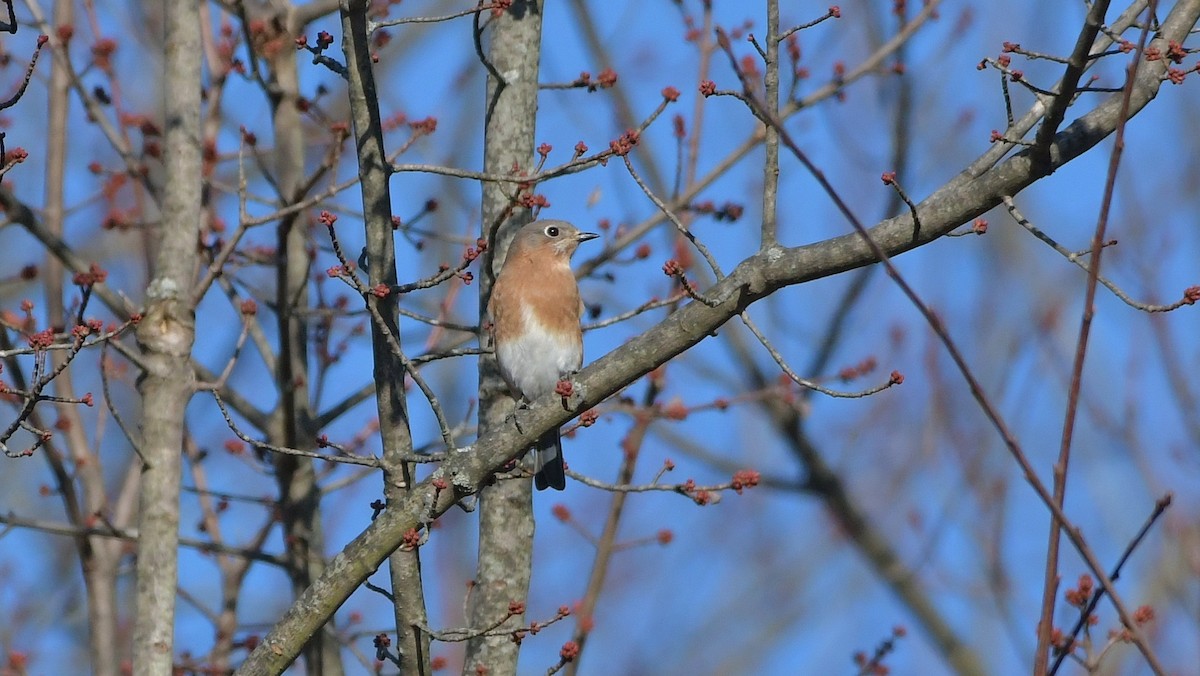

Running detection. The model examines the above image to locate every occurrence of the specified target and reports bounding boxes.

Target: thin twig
[778,6,841,43]
[0,511,286,566]
[566,468,758,502]
[100,341,146,464]
[881,172,922,240]
[323,220,459,449]
[1002,196,1196,313]
[739,311,901,399]
[1047,493,1173,675]
[371,2,508,31]
[0,32,47,110]
[210,391,386,467]
[582,293,687,331]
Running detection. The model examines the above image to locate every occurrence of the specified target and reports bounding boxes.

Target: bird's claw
[505,405,528,434]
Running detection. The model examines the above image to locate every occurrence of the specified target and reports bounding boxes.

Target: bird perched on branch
[488,219,599,490]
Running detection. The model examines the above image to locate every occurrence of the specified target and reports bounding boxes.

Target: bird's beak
[577,232,600,242]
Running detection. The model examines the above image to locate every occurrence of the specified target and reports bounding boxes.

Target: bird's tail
[533,428,566,491]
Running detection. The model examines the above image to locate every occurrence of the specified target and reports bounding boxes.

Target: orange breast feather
[490,251,581,347]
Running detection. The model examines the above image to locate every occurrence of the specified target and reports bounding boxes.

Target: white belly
[496,314,582,401]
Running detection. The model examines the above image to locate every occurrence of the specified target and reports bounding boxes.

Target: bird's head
[508,220,599,261]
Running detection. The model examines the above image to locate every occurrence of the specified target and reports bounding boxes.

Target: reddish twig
[1035,4,1159,672]
[0,34,48,110]
[1047,494,1172,675]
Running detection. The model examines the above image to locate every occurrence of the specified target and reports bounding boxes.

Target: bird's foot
[505,402,530,433]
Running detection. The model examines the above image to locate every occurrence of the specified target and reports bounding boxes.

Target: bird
[488,219,599,490]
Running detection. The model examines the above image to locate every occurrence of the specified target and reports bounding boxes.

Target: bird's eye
[544,225,560,237]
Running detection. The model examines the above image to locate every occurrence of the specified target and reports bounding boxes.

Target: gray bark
[265,6,343,673]
[131,1,202,673]
[466,1,544,674]
[341,1,432,673]
[43,0,121,672]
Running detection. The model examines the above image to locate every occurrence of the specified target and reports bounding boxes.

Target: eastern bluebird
[488,219,598,490]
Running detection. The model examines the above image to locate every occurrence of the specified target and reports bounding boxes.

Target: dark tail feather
[534,428,566,491]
